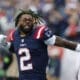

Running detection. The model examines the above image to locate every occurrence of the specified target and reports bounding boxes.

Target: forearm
[54,36,78,51]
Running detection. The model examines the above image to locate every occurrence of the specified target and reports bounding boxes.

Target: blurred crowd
[0,0,80,40]
[0,0,80,80]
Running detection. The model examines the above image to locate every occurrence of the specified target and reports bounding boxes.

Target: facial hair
[19,25,33,34]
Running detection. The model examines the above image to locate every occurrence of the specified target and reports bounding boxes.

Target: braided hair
[15,9,45,26]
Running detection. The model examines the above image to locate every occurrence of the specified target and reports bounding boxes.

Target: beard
[19,25,33,34]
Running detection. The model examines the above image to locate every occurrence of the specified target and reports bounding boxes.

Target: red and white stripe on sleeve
[34,26,46,39]
[7,30,15,42]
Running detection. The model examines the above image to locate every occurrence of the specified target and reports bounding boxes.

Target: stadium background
[0,0,80,80]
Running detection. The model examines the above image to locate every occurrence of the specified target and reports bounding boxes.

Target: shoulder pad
[34,26,46,39]
[7,30,15,42]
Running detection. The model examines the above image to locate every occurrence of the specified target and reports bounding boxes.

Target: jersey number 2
[18,48,33,71]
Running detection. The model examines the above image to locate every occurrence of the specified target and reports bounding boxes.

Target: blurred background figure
[0,8,10,35]
[64,14,80,42]
[46,46,63,80]
[0,44,13,80]
[0,0,15,35]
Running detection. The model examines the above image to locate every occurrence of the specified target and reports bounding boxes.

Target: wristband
[76,44,80,52]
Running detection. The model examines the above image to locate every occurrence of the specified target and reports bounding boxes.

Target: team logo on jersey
[20,44,26,47]
[45,30,52,38]
[21,39,24,43]
[20,39,26,47]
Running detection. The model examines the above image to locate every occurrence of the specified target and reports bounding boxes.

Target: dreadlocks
[15,9,42,26]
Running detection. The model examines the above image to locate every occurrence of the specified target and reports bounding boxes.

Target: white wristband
[44,35,56,45]
[76,44,80,52]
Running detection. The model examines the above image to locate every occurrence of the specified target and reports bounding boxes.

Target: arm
[35,26,80,52]
[46,35,80,52]
[54,36,77,50]
[44,34,80,51]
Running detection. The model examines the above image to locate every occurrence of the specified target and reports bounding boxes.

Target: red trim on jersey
[7,30,15,42]
[34,26,45,39]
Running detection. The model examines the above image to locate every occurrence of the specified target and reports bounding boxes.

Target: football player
[0,9,80,80]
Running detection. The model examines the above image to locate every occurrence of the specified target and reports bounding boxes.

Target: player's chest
[13,36,43,51]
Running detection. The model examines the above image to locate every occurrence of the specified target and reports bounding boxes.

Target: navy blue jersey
[7,26,55,80]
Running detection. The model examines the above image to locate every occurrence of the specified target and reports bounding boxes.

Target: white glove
[0,34,7,44]
[0,34,11,51]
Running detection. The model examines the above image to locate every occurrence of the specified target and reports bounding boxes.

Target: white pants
[60,49,80,80]
[48,46,80,80]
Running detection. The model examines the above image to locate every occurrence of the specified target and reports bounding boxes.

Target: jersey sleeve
[43,27,56,45]
[7,30,15,42]
[34,26,56,45]
[7,30,15,53]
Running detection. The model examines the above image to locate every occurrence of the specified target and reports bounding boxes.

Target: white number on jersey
[18,48,33,71]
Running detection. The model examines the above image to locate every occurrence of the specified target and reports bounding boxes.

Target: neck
[20,31,26,37]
